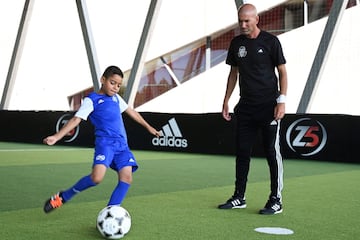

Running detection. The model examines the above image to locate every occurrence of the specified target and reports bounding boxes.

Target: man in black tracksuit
[218,3,288,215]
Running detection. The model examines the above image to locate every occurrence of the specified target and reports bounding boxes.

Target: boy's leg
[107,181,130,206]
[43,175,97,213]
[107,166,132,206]
[61,174,97,201]
[43,164,107,213]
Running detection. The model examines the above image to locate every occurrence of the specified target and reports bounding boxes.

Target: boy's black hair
[102,65,124,78]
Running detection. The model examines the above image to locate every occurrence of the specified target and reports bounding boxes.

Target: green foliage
[0,142,359,240]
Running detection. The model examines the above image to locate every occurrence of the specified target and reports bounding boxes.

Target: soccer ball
[96,206,131,239]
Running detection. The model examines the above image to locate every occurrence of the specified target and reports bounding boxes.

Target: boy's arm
[124,108,161,137]
[43,116,82,145]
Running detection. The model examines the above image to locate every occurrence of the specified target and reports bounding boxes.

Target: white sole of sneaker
[232,204,247,209]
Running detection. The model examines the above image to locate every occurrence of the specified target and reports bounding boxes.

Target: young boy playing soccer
[43,65,161,213]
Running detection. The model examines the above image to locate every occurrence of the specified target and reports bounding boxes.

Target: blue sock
[61,175,96,202]
[107,181,130,206]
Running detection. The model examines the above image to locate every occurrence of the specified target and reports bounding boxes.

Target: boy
[43,65,161,213]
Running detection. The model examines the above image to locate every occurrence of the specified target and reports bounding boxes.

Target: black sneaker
[218,196,246,209]
[43,192,65,213]
[259,196,283,215]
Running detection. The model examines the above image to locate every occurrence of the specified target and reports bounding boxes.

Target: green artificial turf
[0,142,359,240]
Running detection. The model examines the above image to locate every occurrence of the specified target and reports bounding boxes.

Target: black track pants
[233,101,284,201]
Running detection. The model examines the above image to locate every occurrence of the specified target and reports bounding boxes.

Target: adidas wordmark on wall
[152,118,188,148]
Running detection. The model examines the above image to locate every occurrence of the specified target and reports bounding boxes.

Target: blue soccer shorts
[93,138,138,172]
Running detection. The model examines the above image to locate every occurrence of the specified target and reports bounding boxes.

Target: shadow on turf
[84,226,103,239]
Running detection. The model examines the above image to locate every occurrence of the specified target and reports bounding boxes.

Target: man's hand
[274,103,285,120]
[222,103,232,121]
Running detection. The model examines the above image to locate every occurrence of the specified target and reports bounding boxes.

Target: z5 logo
[286,118,327,156]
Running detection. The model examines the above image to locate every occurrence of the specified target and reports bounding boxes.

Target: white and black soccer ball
[96,205,131,239]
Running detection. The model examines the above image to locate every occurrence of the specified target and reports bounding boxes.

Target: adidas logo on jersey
[152,118,188,148]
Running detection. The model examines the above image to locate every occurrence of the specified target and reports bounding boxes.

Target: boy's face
[99,74,123,96]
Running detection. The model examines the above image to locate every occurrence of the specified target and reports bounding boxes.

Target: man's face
[238,11,259,36]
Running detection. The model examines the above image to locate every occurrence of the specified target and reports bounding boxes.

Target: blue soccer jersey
[75,92,129,144]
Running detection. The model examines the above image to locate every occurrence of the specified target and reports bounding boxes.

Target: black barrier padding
[123,112,238,155]
[280,114,358,163]
[0,110,359,163]
[0,110,94,147]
